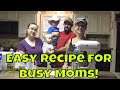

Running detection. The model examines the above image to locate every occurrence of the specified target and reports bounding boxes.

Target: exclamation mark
[95,69,99,78]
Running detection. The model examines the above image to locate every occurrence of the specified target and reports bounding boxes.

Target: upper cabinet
[0,11,111,38]
[0,11,8,20]
[73,11,111,35]
[97,14,111,35]
[7,11,18,20]
[0,11,18,20]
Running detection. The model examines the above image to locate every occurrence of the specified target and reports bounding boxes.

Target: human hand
[52,32,59,37]
[62,64,68,69]
[48,50,54,54]
[46,50,54,54]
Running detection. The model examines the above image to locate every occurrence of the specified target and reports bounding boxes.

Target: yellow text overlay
[19,69,99,78]
[6,53,112,63]
[19,69,52,78]
[54,69,98,78]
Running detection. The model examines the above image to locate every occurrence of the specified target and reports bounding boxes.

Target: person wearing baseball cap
[50,16,76,68]
[74,18,88,40]
[63,16,74,34]
[64,18,88,69]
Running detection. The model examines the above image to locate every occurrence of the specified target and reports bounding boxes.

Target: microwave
[0,21,18,38]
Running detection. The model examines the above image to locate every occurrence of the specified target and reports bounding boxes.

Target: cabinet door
[7,11,18,20]
[0,11,18,20]
[0,11,8,20]
[87,14,98,34]
[18,12,37,37]
[98,14,111,35]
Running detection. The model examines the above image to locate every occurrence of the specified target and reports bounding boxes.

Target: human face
[46,35,52,44]
[51,20,59,26]
[27,24,38,37]
[63,21,72,34]
[75,21,86,35]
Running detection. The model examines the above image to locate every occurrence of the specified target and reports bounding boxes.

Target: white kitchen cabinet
[98,14,111,35]
[0,11,8,20]
[0,11,18,20]
[74,11,111,35]
[86,14,98,34]
[7,11,18,20]
[18,11,37,37]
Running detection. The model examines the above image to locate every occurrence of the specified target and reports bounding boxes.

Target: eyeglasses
[77,24,86,27]
[76,22,87,28]
[28,27,38,32]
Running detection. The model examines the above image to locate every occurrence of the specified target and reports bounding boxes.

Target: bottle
[0,47,4,51]
[7,48,15,72]
[0,54,2,72]
[18,62,26,70]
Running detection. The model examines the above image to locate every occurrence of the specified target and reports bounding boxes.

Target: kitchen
[0,11,119,79]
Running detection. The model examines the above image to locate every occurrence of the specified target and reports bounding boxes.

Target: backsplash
[0,38,21,51]
[86,34,110,49]
[0,34,110,51]
[88,37,109,49]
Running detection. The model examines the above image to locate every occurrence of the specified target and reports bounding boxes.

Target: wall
[0,38,21,51]
[110,11,120,79]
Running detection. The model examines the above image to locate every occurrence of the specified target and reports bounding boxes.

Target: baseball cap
[75,18,87,26]
[64,17,73,25]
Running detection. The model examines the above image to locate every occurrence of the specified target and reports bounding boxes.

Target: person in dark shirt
[17,23,46,67]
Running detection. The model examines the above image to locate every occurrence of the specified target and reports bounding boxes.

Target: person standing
[17,23,46,67]
[50,17,76,68]
[63,18,88,69]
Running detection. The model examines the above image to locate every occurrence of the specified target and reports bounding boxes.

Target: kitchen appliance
[50,40,101,78]
[69,40,101,79]
[71,40,101,70]
[0,21,18,38]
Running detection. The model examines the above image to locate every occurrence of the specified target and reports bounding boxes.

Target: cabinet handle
[110,21,113,29]
[85,16,88,18]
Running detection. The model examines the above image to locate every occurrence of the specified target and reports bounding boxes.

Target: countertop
[0,67,118,79]
[100,48,113,50]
